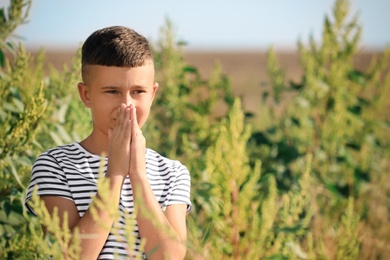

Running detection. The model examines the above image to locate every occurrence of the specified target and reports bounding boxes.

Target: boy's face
[78,63,158,136]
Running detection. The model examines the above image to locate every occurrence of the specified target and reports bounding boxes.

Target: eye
[105,90,119,94]
[132,90,145,95]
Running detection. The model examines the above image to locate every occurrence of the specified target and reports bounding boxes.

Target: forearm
[131,175,186,259]
[73,174,125,259]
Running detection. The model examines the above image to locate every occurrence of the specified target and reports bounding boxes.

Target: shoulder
[145,148,189,173]
[39,142,83,158]
[32,142,89,175]
[146,149,192,213]
[35,142,85,163]
[26,143,82,213]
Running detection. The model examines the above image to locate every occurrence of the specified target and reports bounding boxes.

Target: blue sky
[2,0,389,51]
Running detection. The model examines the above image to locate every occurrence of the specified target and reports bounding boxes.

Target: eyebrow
[101,85,148,90]
[101,86,119,89]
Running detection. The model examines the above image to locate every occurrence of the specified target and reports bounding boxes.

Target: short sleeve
[25,151,73,215]
[167,162,192,214]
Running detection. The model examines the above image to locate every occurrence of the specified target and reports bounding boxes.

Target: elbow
[171,244,187,260]
[168,237,187,259]
[148,243,187,260]
[164,247,187,260]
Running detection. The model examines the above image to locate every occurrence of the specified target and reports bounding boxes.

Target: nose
[122,93,133,107]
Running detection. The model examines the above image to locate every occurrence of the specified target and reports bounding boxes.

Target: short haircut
[81,26,153,81]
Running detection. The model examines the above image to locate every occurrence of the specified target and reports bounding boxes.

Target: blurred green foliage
[0,0,389,259]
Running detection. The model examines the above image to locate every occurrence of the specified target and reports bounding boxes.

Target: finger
[130,106,139,136]
[114,104,125,128]
[125,107,132,142]
[112,105,131,144]
[119,105,130,133]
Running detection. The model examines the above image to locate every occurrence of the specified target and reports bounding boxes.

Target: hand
[107,103,131,178]
[128,104,146,179]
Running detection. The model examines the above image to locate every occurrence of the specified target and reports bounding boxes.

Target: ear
[78,82,91,108]
[150,82,159,103]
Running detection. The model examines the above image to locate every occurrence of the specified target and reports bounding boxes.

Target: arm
[41,174,125,259]
[129,105,188,259]
[132,176,188,259]
[40,104,132,259]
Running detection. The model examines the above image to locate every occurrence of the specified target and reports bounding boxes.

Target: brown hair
[81,26,153,80]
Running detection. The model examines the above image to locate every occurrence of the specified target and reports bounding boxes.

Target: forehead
[83,63,155,86]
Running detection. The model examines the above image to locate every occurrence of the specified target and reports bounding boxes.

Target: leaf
[290,81,304,90]
[1,224,16,237]
[55,124,72,143]
[287,241,308,259]
[274,224,304,233]
[12,96,25,112]
[49,131,64,146]
[177,40,187,46]
[183,66,197,74]
[346,142,360,150]
[348,70,366,84]
[56,101,69,123]
[347,105,362,115]
[4,201,11,217]
[0,7,6,24]
[245,112,255,119]
[354,168,370,183]
[6,210,25,226]
[179,83,190,95]
[2,102,21,113]
[0,49,4,68]
[291,117,300,126]
[262,91,269,102]
[250,131,270,145]
[264,255,289,260]
[325,182,350,198]
[0,224,4,236]
[6,156,25,189]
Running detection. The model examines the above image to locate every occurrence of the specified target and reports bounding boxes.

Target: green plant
[0,0,31,67]
[250,0,390,257]
[145,18,234,176]
[0,2,48,257]
[192,99,263,258]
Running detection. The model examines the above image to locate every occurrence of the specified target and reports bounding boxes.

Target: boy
[25,26,192,259]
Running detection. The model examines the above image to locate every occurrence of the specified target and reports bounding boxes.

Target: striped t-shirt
[25,142,192,259]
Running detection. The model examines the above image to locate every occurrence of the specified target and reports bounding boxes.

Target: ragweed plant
[336,197,359,260]
[0,46,47,190]
[26,157,148,259]
[191,99,314,259]
[195,98,263,259]
[267,154,314,259]
[0,3,49,258]
[251,0,390,258]
[146,18,234,175]
[28,187,82,259]
[0,0,31,65]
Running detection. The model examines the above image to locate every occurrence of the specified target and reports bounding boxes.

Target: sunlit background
[2,0,389,51]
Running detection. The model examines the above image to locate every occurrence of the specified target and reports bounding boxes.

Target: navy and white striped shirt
[25,142,192,259]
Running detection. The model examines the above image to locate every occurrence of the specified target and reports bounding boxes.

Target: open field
[33,50,378,114]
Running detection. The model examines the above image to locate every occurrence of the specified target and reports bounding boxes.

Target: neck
[79,131,109,156]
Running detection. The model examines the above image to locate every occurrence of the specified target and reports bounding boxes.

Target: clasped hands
[107,103,146,180]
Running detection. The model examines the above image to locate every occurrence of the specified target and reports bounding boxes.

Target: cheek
[110,107,119,120]
[136,110,143,124]
[136,108,150,128]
